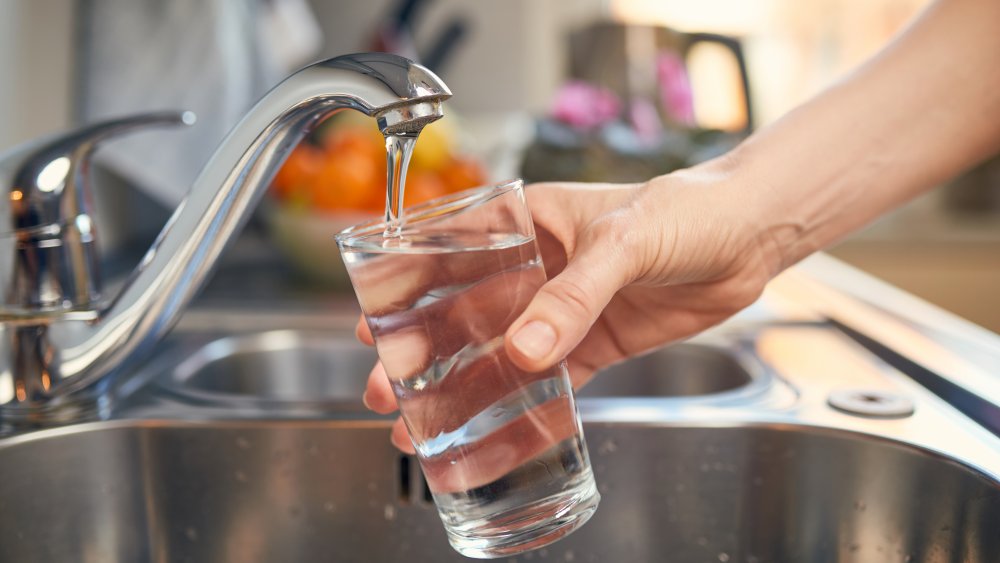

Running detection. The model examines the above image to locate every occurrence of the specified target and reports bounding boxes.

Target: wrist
[635,151,789,288]
[691,149,802,278]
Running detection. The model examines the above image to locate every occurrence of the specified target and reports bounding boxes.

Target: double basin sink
[1,307,998,562]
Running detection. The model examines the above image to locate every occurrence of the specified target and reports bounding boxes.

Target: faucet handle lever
[0,111,195,311]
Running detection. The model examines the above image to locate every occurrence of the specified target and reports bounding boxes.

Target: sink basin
[156,330,758,405]
[162,331,378,406]
[578,343,756,398]
[1,420,997,562]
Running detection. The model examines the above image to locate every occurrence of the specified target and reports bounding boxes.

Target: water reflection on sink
[0,421,996,562]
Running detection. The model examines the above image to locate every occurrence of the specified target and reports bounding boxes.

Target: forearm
[724,0,1000,272]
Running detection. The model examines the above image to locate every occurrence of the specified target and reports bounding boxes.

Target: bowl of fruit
[266,112,487,286]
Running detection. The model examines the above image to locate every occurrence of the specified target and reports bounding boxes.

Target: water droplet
[307,443,319,456]
[564,550,575,561]
[746,556,760,563]
[699,463,710,472]
[697,537,708,546]
[752,477,763,487]
[184,527,198,541]
[289,506,301,518]
[849,543,860,553]
[539,548,548,557]
[234,470,248,483]
[718,553,730,562]
[384,504,397,521]
[854,500,866,511]
[524,551,534,560]
[236,437,251,449]
[367,482,378,492]
[323,501,336,512]
[712,461,725,471]
[675,483,686,492]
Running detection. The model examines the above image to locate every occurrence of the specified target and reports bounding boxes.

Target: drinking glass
[336,179,599,558]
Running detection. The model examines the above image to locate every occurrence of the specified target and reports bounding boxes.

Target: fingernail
[511,321,557,361]
[362,390,372,410]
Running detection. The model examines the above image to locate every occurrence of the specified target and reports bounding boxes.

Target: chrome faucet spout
[0,53,450,423]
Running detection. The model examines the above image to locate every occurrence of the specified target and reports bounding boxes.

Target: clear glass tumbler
[336,179,599,558]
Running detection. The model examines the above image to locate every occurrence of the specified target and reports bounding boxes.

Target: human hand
[502,164,779,384]
[359,160,780,452]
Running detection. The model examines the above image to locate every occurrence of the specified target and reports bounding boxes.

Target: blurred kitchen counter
[829,191,1000,333]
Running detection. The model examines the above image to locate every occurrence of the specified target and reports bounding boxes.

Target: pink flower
[657,52,696,125]
[550,81,622,130]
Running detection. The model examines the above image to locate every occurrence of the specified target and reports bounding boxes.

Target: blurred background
[2,0,998,330]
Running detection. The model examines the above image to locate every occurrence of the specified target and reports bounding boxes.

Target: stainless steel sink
[579,342,757,398]
[3,307,998,562]
[0,420,997,563]
[5,207,1000,563]
[152,329,764,406]
[161,331,379,407]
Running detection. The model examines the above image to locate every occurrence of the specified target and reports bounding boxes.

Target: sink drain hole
[828,389,915,418]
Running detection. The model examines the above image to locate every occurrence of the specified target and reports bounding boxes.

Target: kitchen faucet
[0,53,450,429]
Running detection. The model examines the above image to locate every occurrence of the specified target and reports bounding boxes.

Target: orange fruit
[311,146,384,212]
[404,169,450,206]
[440,156,487,192]
[321,121,385,163]
[271,143,324,201]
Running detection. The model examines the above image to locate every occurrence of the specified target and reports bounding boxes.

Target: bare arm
[731,0,1000,271]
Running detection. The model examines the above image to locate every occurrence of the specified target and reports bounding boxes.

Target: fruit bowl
[263,202,371,288]
[265,112,487,287]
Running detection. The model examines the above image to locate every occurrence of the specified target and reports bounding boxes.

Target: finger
[362,361,398,414]
[355,315,375,346]
[391,417,416,454]
[505,228,631,372]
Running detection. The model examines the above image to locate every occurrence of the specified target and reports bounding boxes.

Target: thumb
[505,234,630,372]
